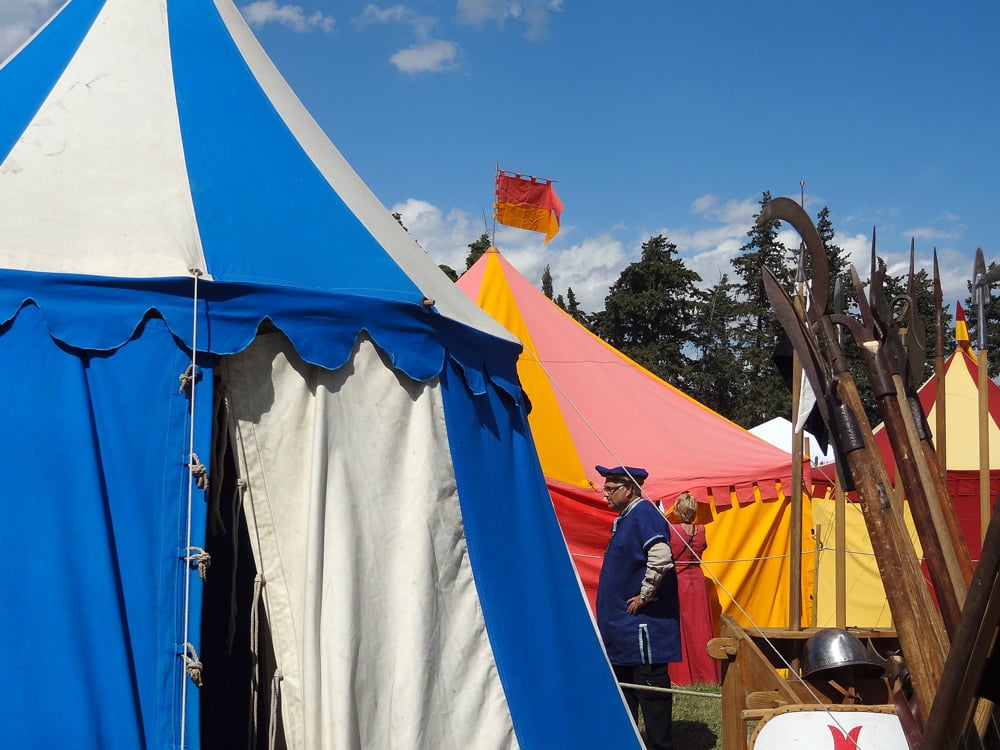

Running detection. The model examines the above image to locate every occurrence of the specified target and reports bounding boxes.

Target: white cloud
[0,0,62,61]
[355,4,435,37]
[354,4,458,74]
[389,39,458,73]
[457,0,561,39]
[904,225,963,242]
[240,2,334,32]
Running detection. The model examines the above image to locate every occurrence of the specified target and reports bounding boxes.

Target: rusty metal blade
[849,266,877,343]
[759,197,830,314]
[833,276,845,346]
[904,239,927,390]
[762,266,831,415]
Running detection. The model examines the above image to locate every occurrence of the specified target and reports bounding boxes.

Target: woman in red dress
[669,492,720,684]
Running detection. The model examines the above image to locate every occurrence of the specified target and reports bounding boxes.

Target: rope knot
[178,364,200,395]
[181,642,204,687]
[189,453,209,492]
[184,546,212,580]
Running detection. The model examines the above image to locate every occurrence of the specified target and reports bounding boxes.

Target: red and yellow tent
[457,249,815,659]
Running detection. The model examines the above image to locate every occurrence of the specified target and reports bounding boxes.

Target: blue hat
[595,465,648,485]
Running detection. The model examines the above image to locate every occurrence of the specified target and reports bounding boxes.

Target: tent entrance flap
[217,331,518,749]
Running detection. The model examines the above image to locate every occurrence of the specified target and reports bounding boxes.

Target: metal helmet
[800,628,882,678]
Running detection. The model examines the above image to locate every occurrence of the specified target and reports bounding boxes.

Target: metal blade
[759,197,830,314]
[984,263,1000,286]
[933,248,942,312]
[762,266,832,418]
[975,246,987,350]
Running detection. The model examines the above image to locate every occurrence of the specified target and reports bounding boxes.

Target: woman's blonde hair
[674,491,698,523]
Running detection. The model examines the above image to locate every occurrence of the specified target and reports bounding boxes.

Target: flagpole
[492,163,499,246]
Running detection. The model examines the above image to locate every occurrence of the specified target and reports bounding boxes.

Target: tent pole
[979,347,990,544]
[789,301,804,631]
[834,474,846,628]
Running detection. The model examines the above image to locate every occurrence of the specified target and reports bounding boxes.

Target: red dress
[669,523,720,684]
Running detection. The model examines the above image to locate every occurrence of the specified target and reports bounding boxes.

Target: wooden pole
[835,474,846,628]
[789,344,803,631]
[811,522,820,628]
[980,346,990,544]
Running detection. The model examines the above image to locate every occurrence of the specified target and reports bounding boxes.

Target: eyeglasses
[603,484,625,496]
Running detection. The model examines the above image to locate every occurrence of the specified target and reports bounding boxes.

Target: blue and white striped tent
[0,1,642,747]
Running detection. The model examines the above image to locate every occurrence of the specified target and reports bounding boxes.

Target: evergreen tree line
[450,194,999,431]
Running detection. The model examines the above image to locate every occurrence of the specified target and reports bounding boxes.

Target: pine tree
[727,192,795,427]
[542,265,554,299]
[465,232,491,270]
[686,274,744,417]
[591,234,702,386]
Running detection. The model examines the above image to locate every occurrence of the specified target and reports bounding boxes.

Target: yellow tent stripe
[476,252,589,486]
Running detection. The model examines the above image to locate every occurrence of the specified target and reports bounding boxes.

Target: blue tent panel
[0,306,210,748]
[441,361,642,748]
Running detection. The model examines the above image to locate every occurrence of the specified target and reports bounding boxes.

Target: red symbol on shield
[828,724,862,748]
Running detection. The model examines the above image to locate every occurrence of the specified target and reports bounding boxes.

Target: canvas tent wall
[456,249,815,652]
[0,1,643,748]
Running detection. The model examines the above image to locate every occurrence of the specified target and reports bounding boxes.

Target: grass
[672,683,723,750]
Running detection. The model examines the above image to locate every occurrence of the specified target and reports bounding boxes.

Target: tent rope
[179,268,203,750]
[227,476,248,654]
[268,669,283,750]
[247,573,264,749]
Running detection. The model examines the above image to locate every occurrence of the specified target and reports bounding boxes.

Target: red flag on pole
[494,170,563,244]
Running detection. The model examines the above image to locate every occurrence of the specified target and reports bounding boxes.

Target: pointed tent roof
[457,248,797,505]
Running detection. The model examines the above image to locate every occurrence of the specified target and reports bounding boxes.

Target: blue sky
[2,0,998,315]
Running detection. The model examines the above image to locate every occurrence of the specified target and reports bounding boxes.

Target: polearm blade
[904,238,928,393]
[760,197,830,313]
[763,254,947,720]
[844,264,969,635]
[934,248,946,471]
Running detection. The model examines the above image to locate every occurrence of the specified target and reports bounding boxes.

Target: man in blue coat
[596,465,680,750]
